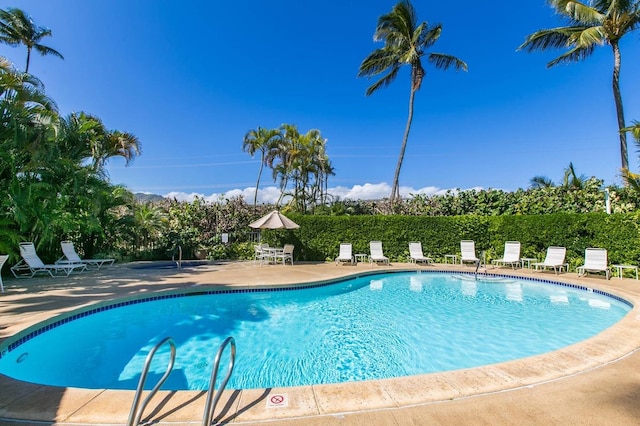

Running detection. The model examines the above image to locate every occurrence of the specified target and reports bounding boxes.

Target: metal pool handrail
[172,245,182,269]
[127,336,176,426]
[202,336,236,426]
[475,250,487,279]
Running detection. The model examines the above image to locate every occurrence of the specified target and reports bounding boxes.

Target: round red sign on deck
[266,393,288,408]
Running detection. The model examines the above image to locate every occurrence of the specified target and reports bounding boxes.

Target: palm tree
[55,112,141,173]
[243,126,281,209]
[0,8,64,73]
[266,124,298,207]
[562,162,588,189]
[529,162,588,189]
[98,130,141,169]
[358,0,467,202]
[518,0,640,174]
[622,120,640,188]
[133,202,167,256]
[530,175,555,189]
[262,124,334,211]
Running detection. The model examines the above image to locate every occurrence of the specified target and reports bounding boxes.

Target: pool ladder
[126,336,236,426]
[202,336,236,426]
[474,250,487,280]
[126,337,176,426]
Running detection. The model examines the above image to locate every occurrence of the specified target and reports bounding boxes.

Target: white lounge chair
[11,242,87,278]
[492,241,521,269]
[369,241,389,265]
[533,246,567,274]
[460,240,480,265]
[577,248,611,279]
[408,242,432,264]
[335,243,354,265]
[0,254,8,293]
[274,244,294,265]
[58,241,115,270]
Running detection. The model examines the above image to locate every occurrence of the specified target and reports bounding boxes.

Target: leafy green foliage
[266,212,640,268]
[0,51,140,262]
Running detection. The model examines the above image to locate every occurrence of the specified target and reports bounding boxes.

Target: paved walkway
[1,260,640,425]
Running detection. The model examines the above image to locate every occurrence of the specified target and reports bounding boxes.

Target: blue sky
[2,0,640,203]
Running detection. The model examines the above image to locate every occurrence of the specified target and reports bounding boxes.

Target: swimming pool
[0,271,630,391]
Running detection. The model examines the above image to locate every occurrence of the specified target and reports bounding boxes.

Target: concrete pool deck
[1,260,640,425]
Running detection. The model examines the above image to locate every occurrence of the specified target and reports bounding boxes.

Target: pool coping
[1,261,640,424]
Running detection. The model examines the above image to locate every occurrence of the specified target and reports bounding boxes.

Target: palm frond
[530,175,554,188]
[621,168,640,191]
[623,120,640,142]
[428,53,468,71]
[364,66,400,96]
[374,1,416,43]
[358,47,401,77]
[552,0,604,25]
[573,25,606,46]
[518,26,585,51]
[34,44,64,59]
[417,23,442,50]
[547,44,595,66]
[593,0,635,15]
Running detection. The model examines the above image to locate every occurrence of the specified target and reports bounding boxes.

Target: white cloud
[162,182,482,204]
[165,186,283,204]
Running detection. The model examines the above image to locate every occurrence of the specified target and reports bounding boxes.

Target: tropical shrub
[266,212,640,268]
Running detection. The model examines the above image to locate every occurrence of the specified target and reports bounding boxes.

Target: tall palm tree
[518,0,640,174]
[358,0,467,202]
[0,8,64,73]
[266,124,299,207]
[242,126,281,208]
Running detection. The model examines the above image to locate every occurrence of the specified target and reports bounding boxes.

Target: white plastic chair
[492,241,521,269]
[58,241,114,269]
[0,254,8,292]
[533,246,567,274]
[253,244,270,265]
[11,242,87,278]
[460,240,480,265]
[369,241,389,265]
[577,248,610,279]
[335,243,354,265]
[274,244,294,265]
[408,242,432,264]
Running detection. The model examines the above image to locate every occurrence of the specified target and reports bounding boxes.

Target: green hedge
[262,212,640,268]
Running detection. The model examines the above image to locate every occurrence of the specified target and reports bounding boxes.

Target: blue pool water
[0,272,631,390]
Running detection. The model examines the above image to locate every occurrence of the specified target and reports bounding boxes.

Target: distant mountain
[134,193,166,203]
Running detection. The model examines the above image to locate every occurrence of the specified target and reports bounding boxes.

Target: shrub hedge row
[264,212,640,271]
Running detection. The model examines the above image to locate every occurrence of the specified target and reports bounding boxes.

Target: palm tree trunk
[611,41,628,174]
[391,86,416,202]
[254,151,265,210]
[276,175,287,207]
[25,47,31,73]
